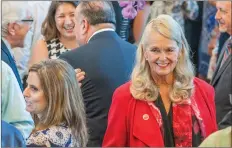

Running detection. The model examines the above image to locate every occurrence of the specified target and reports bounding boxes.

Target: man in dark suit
[1,1,33,91]
[211,1,231,129]
[60,1,136,146]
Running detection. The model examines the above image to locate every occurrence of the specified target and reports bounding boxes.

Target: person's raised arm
[28,39,49,68]
[133,2,151,45]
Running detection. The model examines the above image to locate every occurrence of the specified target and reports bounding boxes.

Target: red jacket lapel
[132,100,164,146]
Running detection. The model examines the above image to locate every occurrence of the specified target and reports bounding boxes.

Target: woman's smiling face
[55,3,76,39]
[144,30,180,77]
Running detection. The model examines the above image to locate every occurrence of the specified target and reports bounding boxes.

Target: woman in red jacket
[103,14,217,147]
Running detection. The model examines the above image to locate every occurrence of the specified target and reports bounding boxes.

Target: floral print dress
[26,123,79,147]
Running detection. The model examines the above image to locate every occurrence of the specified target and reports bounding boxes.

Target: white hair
[130,14,195,103]
[2,1,31,37]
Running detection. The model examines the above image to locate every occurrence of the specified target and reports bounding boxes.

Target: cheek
[41,97,47,107]
[74,25,79,34]
[69,17,75,23]
[170,55,179,63]
[226,17,232,26]
[32,97,47,111]
[29,93,45,104]
[22,25,30,33]
[168,51,179,61]
[56,19,64,30]
[146,53,158,62]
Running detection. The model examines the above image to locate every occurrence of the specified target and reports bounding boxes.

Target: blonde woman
[103,15,217,147]
[24,59,88,147]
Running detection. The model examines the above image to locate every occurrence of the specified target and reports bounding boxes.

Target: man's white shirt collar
[87,28,115,43]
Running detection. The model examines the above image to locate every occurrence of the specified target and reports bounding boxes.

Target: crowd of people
[1,1,231,147]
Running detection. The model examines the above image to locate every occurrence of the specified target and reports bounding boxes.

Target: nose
[215,10,220,21]
[23,87,30,98]
[159,51,167,60]
[65,16,73,24]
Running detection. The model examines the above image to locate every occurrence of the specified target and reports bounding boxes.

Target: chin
[156,68,175,75]
[219,26,227,33]
[26,108,32,113]
[153,67,173,75]
[66,35,76,40]
[156,72,171,76]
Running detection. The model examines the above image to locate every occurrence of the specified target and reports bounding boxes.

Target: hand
[208,37,218,56]
[75,68,85,87]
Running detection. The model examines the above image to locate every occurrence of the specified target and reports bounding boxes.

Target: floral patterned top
[26,123,79,147]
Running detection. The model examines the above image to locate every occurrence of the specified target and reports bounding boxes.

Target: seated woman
[24,59,88,147]
[29,1,79,67]
[103,15,217,147]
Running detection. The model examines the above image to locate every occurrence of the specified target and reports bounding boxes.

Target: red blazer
[103,77,217,147]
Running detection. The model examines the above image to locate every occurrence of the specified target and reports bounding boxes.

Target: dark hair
[42,1,78,41]
[79,1,116,26]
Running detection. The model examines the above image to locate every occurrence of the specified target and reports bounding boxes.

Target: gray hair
[78,1,116,26]
[130,14,195,103]
[2,1,31,37]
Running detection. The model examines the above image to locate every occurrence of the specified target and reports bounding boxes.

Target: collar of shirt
[2,37,14,57]
[228,36,232,54]
[87,28,115,43]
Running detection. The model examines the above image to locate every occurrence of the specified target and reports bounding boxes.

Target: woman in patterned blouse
[24,59,88,147]
[29,1,79,67]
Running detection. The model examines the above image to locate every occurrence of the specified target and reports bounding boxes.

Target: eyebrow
[148,45,177,49]
[57,11,75,15]
[219,8,228,12]
[28,84,38,89]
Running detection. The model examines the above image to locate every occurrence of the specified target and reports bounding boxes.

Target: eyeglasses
[14,19,33,29]
[15,19,33,25]
[21,19,33,25]
[21,19,33,22]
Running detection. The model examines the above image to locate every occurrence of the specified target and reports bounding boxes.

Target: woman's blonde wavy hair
[130,14,195,103]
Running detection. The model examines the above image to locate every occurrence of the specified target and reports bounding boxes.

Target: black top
[154,95,175,147]
[154,95,203,147]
